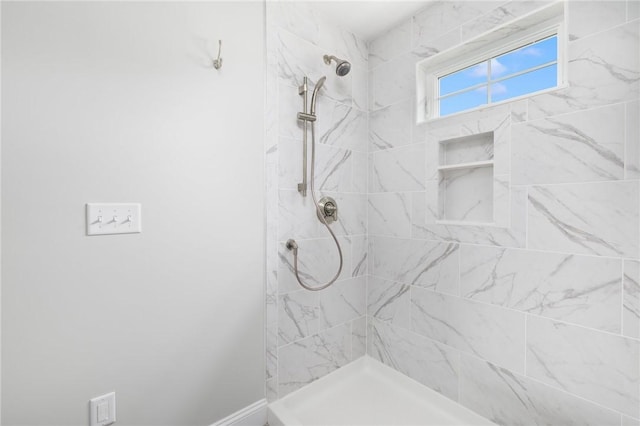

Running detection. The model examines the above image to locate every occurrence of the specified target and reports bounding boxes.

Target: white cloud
[491,82,508,95]
[468,59,507,78]
[490,58,507,76]
[469,62,488,77]
[518,46,543,56]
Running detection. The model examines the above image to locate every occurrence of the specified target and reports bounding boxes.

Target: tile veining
[267,1,640,423]
[460,245,622,332]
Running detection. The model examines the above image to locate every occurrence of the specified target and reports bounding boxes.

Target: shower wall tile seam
[277,314,368,349]
[367,190,429,195]
[374,321,636,423]
[276,190,370,196]
[274,234,369,241]
[399,240,634,260]
[462,350,630,422]
[368,142,424,154]
[367,181,640,193]
[368,316,630,422]
[368,96,415,113]
[568,15,640,44]
[366,277,636,343]
[273,24,367,70]
[274,88,356,112]
[275,239,367,246]
[369,235,639,262]
[526,315,640,418]
[277,279,362,294]
[622,260,627,338]
[276,135,369,154]
[377,96,634,131]
[509,179,640,188]
[368,33,413,71]
[512,99,633,123]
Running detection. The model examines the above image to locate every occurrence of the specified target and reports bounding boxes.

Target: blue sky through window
[438,35,558,116]
[491,64,557,102]
[440,62,487,96]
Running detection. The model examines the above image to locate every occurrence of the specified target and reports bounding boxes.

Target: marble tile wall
[265,1,369,400]
[367,1,640,425]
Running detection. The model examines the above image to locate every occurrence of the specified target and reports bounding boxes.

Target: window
[438,36,558,116]
[416,2,565,122]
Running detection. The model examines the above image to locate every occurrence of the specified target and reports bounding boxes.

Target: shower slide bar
[287,54,351,292]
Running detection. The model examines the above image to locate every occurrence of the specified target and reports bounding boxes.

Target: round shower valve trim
[318,196,338,224]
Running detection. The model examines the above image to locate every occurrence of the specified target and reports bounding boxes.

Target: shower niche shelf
[437,131,494,225]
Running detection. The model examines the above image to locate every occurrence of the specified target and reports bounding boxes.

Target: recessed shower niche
[438,131,494,224]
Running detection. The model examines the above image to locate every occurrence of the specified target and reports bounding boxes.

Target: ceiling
[307,1,430,41]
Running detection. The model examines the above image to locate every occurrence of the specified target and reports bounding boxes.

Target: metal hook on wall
[213,40,223,70]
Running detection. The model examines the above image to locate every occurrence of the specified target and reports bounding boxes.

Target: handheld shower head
[323,55,351,76]
[310,76,326,115]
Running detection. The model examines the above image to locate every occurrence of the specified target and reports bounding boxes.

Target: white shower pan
[268,356,496,426]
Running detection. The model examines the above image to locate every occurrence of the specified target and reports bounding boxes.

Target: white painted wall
[1,2,265,425]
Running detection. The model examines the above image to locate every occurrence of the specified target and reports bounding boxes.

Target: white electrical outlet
[90,392,116,426]
[86,203,141,236]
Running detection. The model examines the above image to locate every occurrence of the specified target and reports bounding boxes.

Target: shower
[323,54,351,77]
[286,54,351,291]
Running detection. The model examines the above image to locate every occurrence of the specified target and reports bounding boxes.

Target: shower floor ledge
[268,355,496,426]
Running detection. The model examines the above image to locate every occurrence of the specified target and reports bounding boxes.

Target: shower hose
[286,121,343,292]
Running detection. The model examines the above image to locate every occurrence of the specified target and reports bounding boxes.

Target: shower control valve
[317,196,338,224]
[324,203,337,216]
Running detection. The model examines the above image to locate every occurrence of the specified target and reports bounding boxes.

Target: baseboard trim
[211,398,268,426]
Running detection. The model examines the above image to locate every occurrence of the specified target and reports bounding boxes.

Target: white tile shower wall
[459,245,622,333]
[367,1,640,425]
[265,1,369,400]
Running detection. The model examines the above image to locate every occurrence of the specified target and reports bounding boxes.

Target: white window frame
[417,1,566,122]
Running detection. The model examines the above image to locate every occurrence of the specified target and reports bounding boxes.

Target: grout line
[368,178,640,193]
[277,316,361,351]
[568,16,640,46]
[622,260,627,337]
[515,99,631,125]
[375,316,635,420]
[468,341,631,419]
[524,314,528,376]
[367,179,640,195]
[524,185,529,250]
[368,274,640,343]
[625,102,629,180]
[365,93,371,351]
[524,373,630,420]
[368,234,637,262]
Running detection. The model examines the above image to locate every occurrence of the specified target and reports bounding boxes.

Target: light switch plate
[86,203,141,236]
[90,392,116,426]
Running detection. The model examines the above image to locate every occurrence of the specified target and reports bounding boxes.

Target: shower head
[323,55,351,76]
[310,76,327,115]
[314,76,327,93]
